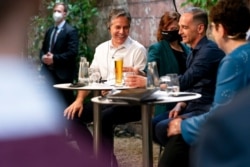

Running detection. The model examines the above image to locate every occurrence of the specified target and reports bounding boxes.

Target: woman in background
[147,11,189,144]
[148,11,189,116]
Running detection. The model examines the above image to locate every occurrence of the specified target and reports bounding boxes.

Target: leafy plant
[29,0,98,63]
[181,0,218,11]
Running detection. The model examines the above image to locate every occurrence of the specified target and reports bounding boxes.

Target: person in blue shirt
[193,86,250,167]
[159,0,250,166]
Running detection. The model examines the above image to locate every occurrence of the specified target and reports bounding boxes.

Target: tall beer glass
[114,57,123,86]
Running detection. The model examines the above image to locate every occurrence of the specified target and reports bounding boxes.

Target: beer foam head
[114,57,123,61]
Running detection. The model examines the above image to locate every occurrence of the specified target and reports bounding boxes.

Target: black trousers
[158,135,190,167]
[69,101,141,167]
[42,68,75,106]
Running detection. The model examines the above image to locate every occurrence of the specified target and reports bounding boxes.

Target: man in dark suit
[40,2,79,105]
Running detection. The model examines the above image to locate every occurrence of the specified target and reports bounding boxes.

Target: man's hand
[124,74,146,88]
[42,52,54,65]
[123,67,145,76]
[167,117,182,137]
[101,90,110,96]
[64,100,84,120]
[168,102,187,118]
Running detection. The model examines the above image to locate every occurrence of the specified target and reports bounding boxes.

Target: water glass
[123,71,135,86]
[88,68,101,85]
[160,73,180,94]
[159,75,170,91]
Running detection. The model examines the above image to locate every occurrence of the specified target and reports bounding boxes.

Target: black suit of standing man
[40,2,79,106]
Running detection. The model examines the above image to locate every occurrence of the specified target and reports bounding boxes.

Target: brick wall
[90,0,186,49]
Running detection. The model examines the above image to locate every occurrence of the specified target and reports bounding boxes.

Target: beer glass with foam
[114,57,123,86]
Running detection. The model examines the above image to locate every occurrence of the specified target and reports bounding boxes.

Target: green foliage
[181,0,218,11]
[66,0,98,61]
[29,0,98,63]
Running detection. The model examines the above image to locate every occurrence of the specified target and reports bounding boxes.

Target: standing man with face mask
[40,2,79,106]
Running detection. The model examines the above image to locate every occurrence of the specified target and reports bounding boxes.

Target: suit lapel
[186,49,194,68]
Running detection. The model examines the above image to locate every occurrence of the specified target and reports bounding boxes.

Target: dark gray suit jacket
[40,22,79,82]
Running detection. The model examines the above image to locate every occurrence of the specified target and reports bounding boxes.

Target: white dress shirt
[90,36,147,80]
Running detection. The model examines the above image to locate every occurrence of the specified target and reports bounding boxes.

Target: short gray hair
[183,7,208,30]
[107,8,131,29]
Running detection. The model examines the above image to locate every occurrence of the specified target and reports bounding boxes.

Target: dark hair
[54,2,68,13]
[157,11,181,41]
[209,0,250,39]
[183,7,208,30]
[107,8,131,29]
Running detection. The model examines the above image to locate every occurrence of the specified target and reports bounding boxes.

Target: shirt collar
[193,36,208,51]
[56,20,66,30]
[109,36,132,50]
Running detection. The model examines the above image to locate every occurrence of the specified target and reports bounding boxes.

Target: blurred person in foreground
[160,0,250,166]
[193,1,250,166]
[64,8,147,167]
[40,2,79,106]
[0,0,95,166]
[193,86,250,167]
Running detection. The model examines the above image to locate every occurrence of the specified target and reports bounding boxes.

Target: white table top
[53,83,131,90]
[150,91,201,104]
[91,91,201,105]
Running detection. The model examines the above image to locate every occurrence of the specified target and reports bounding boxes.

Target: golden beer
[115,57,123,86]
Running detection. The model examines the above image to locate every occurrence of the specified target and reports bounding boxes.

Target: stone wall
[89,0,186,50]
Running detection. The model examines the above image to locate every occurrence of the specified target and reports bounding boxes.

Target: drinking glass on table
[88,68,101,85]
[160,73,180,95]
[123,71,135,85]
[159,75,170,91]
[114,57,123,86]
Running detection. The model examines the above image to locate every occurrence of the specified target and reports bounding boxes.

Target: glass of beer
[114,57,123,86]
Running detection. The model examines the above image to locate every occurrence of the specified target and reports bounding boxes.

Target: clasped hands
[42,52,54,65]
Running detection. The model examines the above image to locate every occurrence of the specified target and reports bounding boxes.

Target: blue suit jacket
[40,22,79,82]
[179,36,225,105]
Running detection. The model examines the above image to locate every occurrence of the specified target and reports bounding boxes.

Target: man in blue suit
[40,2,79,106]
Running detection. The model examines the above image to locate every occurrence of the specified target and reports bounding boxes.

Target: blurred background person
[40,2,79,106]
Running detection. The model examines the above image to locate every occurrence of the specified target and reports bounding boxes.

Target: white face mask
[53,12,63,22]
